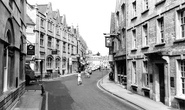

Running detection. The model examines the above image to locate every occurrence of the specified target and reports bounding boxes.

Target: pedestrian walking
[57,67,61,75]
[77,73,82,85]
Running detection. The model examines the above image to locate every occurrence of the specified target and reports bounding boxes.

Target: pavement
[12,73,77,110]
[99,74,178,110]
[12,71,178,110]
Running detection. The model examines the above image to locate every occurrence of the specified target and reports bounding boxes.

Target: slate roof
[26,14,35,25]
[37,4,48,14]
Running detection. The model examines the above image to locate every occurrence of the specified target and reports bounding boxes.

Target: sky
[27,0,116,56]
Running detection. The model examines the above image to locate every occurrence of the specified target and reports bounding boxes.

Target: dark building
[0,0,27,109]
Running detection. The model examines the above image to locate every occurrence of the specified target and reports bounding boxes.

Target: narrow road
[43,70,141,110]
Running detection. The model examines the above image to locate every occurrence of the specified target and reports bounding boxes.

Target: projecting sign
[27,44,35,55]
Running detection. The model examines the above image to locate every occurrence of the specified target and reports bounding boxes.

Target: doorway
[156,63,165,104]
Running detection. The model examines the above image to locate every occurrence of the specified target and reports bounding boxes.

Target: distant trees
[96,52,100,56]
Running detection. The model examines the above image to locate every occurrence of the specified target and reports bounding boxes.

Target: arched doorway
[3,19,15,92]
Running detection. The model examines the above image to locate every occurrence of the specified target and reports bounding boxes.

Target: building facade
[0,0,27,109]
[108,0,185,109]
[26,2,88,77]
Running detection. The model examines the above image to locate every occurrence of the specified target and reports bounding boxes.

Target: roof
[37,4,48,14]
[26,14,35,25]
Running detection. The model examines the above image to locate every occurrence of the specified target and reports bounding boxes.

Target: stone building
[0,0,27,109]
[109,0,185,109]
[26,2,87,77]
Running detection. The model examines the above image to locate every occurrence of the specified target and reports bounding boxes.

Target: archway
[3,18,15,92]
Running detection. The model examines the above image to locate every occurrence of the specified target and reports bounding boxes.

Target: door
[156,63,165,104]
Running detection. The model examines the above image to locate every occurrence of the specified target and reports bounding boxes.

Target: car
[25,63,36,85]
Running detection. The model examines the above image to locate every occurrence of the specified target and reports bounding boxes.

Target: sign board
[27,45,35,55]
[105,36,112,47]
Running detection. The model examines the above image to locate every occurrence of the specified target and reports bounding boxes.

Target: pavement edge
[97,75,145,110]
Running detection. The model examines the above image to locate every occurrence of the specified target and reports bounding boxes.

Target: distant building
[0,0,27,109]
[26,2,88,77]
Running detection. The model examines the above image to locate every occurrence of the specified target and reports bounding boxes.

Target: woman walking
[77,72,82,85]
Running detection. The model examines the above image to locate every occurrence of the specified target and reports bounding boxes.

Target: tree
[97,52,100,56]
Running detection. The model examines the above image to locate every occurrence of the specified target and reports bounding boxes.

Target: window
[63,42,66,53]
[180,60,185,94]
[132,29,136,49]
[71,46,73,54]
[143,61,149,86]
[55,58,60,68]
[40,19,44,27]
[48,22,53,31]
[56,26,60,35]
[68,44,70,54]
[116,11,119,28]
[40,33,44,46]
[157,17,164,43]
[48,36,52,48]
[143,24,148,46]
[9,0,13,9]
[132,1,136,18]
[132,61,137,84]
[56,39,59,50]
[47,57,52,68]
[181,11,185,38]
[143,0,148,11]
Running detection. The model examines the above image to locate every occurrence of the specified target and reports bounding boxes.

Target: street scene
[0,0,185,110]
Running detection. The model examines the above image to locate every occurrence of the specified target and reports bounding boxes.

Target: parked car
[25,63,36,85]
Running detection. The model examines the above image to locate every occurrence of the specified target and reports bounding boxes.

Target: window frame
[48,36,52,48]
[47,57,52,68]
[56,39,60,50]
[143,0,149,11]
[132,1,136,18]
[143,60,149,87]
[132,29,136,49]
[132,61,137,84]
[40,33,44,46]
[142,23,148,46]
[178,60,185,95]
[157,17,164,44]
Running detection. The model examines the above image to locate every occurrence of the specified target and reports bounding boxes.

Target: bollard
[40,84,45,96]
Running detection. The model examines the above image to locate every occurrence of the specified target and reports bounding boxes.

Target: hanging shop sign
[27,44,35,55]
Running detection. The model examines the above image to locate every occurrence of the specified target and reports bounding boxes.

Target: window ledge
[131,16,137,21]
[131,48,137,52]
[154,42,165,47]
[141,46,149,50]
[174,38,185,44]
[174,94,185,100]
[155,0,166,7]
[141,87,150,91]
[131,84,138,88]
[40,45,45,48]
[141,9,149,15]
